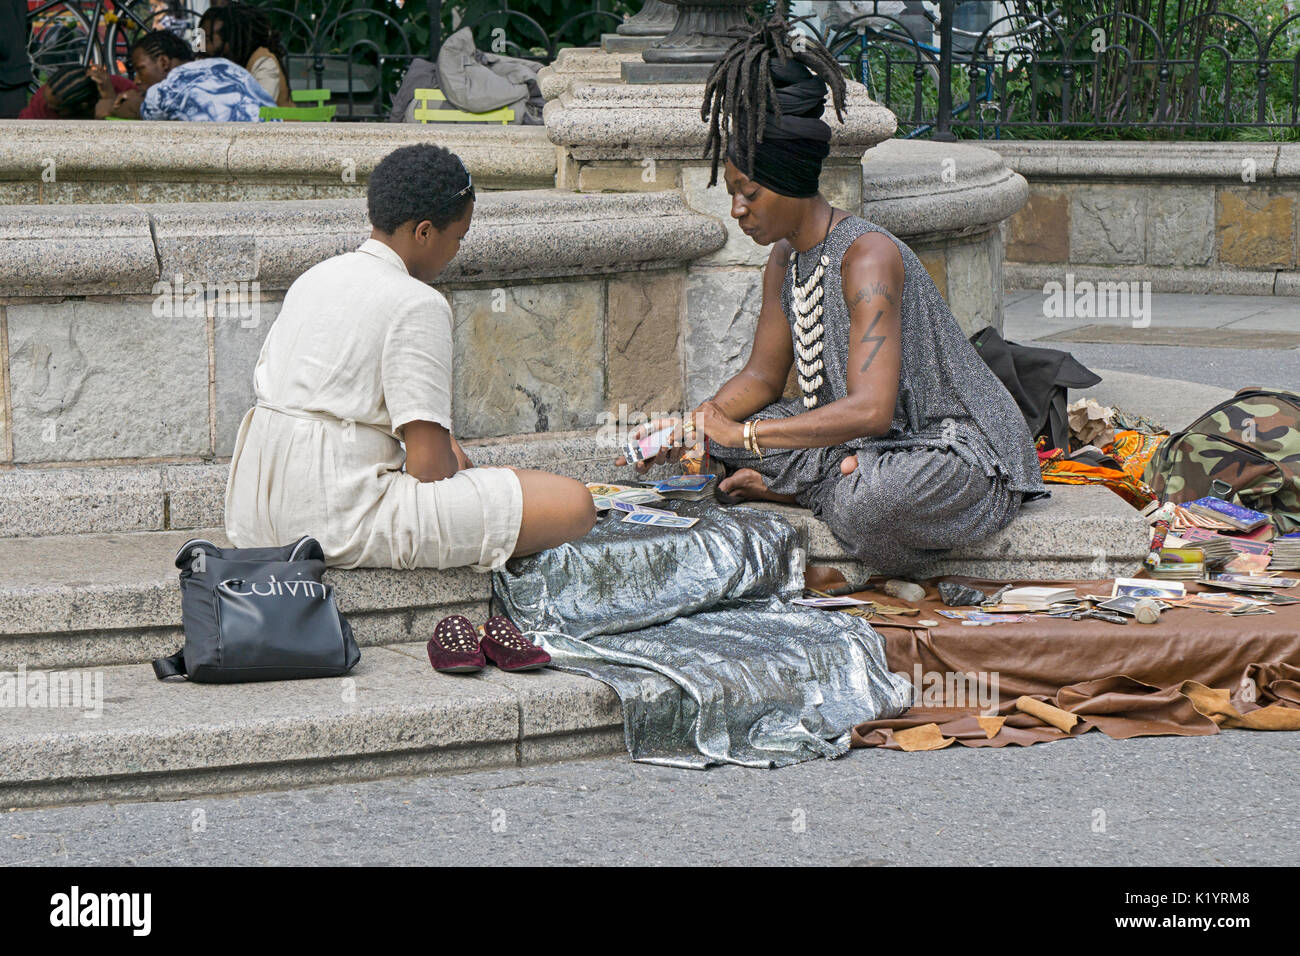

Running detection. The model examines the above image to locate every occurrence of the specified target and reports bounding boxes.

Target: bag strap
[152,650,188,680]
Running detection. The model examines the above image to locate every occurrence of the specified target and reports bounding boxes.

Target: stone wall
[0,191,723,466]
[0,120,558,204]
[992,141,1300,295]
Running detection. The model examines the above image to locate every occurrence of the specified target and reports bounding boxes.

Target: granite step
[0,481,1146,672]
[0,644,624,808]
[0,429,618,539]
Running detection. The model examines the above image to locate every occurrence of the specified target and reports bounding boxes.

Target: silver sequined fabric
[710,215,1047,572]
[493,502,914,769]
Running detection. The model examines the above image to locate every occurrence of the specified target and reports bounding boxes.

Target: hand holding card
[614,418,697,473]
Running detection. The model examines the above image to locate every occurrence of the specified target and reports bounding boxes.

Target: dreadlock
[45,65,101,119]
[131,30,195,64]
[200,3,288,81]
[701,14,847,188]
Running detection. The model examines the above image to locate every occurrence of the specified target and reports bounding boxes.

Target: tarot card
[1099,596,1171,617]
[1216,573,1297,589]
[642,474,715,493]
[1198,575,1285,592]
[792,596,871,608]
[630,504,680,518]
[1112,578,1186,600]
[1167,594,1244,613]
[964,611,1027,623]
[1224,553,1272,574]
[622,424,678,464]
[620,511,698,529]
[935,610,966,619]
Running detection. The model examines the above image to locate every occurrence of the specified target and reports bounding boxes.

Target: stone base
[602,33,661,54]
[621,61,715,84]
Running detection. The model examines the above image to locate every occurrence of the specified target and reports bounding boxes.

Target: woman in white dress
[226,144,596,569]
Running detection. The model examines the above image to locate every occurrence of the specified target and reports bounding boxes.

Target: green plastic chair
[412,88,514,125]
[259,89,337,122]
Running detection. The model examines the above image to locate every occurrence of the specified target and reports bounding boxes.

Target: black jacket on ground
[970,325,1102,452]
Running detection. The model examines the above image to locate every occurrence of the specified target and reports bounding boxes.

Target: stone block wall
[993,142,1300,295]
[0,120,558,205]
[0,191,721,467]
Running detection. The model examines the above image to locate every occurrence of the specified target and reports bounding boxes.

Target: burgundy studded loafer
[427,614,486,674]
[479,616,550,672]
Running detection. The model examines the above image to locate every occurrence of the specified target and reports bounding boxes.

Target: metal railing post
[933,0,956,141]
[428,0,441,60]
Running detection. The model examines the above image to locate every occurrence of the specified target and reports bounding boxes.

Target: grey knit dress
[710,214,1048,573]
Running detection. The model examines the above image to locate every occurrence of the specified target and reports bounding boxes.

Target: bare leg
[509,468,597,557]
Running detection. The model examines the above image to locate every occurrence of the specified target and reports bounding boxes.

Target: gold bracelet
[743,420,753,453]
[752,420,764,459]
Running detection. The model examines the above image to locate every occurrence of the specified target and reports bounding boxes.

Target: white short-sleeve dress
[225,238,524,569]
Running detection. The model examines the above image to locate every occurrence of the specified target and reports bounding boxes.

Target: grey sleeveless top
[781,215,1047,497]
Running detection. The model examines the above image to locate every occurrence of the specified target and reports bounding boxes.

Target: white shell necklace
[790,209,836,409]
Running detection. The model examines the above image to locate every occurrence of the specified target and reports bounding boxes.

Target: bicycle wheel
[27,2,101,84]
[105,1,202,74]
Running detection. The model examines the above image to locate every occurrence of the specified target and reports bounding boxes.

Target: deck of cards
[587,483,663,511]
[636,474,716,501]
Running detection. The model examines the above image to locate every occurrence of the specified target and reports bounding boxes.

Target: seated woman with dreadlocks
[626,18,1045,573]
[198,2,292,107]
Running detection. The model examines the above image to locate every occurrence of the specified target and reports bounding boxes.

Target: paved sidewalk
[1004,291,1300,394]
[2,730,1295,867]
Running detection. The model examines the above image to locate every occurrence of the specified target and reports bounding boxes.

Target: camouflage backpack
[1143,387,1300,533]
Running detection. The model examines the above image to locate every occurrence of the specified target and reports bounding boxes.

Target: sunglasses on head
[433,159,474,211]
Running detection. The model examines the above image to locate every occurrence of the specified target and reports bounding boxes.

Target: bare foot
[840,454,858,475]
[718,468,798,504]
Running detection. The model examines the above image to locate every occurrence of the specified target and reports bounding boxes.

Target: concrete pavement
[2,730,1295,866]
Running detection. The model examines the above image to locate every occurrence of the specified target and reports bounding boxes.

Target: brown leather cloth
[828,574,1300,750]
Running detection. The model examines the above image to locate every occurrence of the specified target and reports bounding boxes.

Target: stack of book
[1272,532,1300,571]
[998,587,1078,611]
[1173,529,1264,570]
[1183,497,1271,533]
[1149,546,1206,579]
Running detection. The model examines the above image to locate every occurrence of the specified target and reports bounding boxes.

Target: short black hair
[46,65,99,119]
[367,144,473,234]
[131,30,195,64]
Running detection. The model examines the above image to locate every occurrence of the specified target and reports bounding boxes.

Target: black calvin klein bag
[152,536,360,683]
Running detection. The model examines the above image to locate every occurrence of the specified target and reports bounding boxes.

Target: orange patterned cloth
[1037,430,1164,509]
[1106,429,1166,482]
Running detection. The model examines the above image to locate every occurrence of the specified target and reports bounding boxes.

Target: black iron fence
[249,0,629,119]
[24,0,630,121]
[819,1,1300,140]
[24,1,1300,136]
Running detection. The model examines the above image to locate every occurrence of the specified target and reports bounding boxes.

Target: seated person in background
[126,29,273,121]
[19,64,138,119]
[225,144,597,569]
[198,2,292,107]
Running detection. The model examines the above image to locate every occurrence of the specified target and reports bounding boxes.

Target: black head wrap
[702,16,847,198]
[727,58,831,198]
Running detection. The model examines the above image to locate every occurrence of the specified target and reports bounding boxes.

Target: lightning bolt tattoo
[859,310,885,373]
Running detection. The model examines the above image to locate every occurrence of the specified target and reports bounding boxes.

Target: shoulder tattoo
[847,280,898,310]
